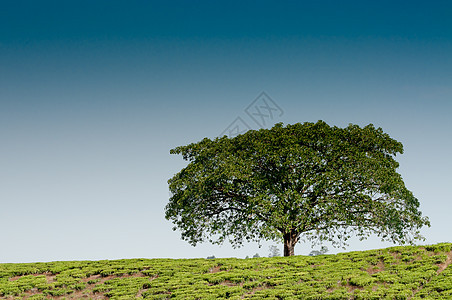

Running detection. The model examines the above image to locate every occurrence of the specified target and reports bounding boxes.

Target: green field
[1,243,451,299]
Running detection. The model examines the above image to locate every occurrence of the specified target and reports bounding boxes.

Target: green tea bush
[43,287,73,296]
[425,243,452,253]
[349,274,375,287]
[0,243,450,299]
[352,289,383,300]
[372,271,399,284]
[27,294,47,300]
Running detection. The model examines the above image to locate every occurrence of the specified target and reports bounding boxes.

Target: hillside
[1,243,451,299]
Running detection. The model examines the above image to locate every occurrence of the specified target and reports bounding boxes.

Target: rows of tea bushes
[0,243,451,299]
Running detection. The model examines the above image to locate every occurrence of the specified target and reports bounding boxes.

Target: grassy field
[1,243,451,299]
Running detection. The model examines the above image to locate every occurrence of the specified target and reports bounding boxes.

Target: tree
[166,121,430,256]
[309,246,329,256]
[268,245,281,257]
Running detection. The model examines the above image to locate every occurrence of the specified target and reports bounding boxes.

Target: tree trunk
[283,231,298,256]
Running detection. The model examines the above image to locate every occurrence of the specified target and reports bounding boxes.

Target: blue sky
[1,1,451,262]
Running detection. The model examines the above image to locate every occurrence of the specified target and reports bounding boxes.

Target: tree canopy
[166,121,430,256]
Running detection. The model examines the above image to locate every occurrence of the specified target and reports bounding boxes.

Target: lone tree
[309,246,329,256]
[268,245,281,258]
[166,121,430,256]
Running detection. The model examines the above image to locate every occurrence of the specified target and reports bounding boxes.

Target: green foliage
[166,121,430,256]
[0,243,450,299]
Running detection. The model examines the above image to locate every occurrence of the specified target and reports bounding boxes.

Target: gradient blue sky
[1,1,451,263]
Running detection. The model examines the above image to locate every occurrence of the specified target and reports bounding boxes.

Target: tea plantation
[1,243,451,299]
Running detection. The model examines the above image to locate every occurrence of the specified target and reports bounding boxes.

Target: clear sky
[1,1,451,263]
